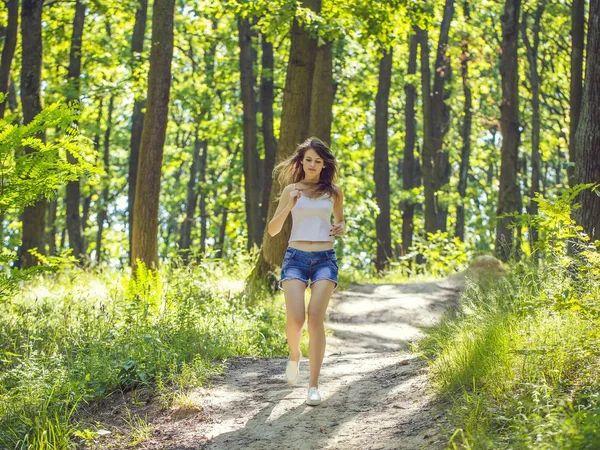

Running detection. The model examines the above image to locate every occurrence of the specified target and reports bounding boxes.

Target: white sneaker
[306,386,321,406]
[285,350,302,384]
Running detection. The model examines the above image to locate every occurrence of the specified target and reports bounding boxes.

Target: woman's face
[301,148,325,178]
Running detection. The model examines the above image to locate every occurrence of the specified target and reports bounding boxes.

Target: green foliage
[408,231,470,277]
[0,99,98,214]
[416,190,600,448]
[0,257,288,447]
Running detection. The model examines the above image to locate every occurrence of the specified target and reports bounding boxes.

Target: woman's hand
[330,221,345,237]
[289,186,302,207]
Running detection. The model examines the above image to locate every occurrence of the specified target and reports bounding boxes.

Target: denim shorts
[279,247,339,290]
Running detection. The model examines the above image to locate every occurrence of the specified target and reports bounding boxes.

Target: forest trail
[118,278,460,450]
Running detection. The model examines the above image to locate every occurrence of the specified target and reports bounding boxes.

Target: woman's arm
[330,186,345,237]
[268,184,300,236]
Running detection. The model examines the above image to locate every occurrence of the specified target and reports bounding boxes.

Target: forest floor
[86,278,463,450]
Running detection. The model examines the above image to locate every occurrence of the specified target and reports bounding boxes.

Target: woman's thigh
[282,279,306,322]
[307,279,335,322]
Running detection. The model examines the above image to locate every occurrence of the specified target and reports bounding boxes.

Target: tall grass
[0,256,289,448]
[417,256,600,449]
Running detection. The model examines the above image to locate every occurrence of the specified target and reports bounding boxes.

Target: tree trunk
[455,0,473,242]
[96,96,113,264]
[309,40,334,143]
[260,34,278,239]
[131,0,176,271]
[568,0,585,187]
[198,138,208,256]
[249,0,321,289]
[401,34,418,256]
[417,0,455,235]
[65,0,87,263]
[178,127,201,262]
[0,0,18,119]
[374,49,393,273]
[495,0,521,262]
[19,0,45,269]
[128,0,148,261]
[238,17,262,250]
[573,0,600,243]
[47,199,57,256]
[522,4,545,253]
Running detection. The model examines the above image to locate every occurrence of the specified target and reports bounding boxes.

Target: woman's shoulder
[332,184,343,195]
[282,183,296,192]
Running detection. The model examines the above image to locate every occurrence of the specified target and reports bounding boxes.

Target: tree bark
[238,17,262,250]
[401,35,418,256]
[249,0,321,289]
[19,0,45,269]
[495,0,522,262]
[96,96,113,264]
[417,0,455,235]
[568,0,585,187]
[131,0,176,271]
[0,0,18,119]
[260,34,278,239]
[65,0,87,263]
[455,1,473,242]
[309,40,334,143]
[522,4,545,253]
[128,0,148,261]
[573,0,600,243]
[374,49,393,273]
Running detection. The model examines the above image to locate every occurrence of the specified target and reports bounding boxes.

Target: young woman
[267,137,345,406]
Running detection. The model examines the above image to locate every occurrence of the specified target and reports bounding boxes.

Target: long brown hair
[274,137,339,201]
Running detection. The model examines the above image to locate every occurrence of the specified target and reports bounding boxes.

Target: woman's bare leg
[282,279,307,361]
[307,279,335,388]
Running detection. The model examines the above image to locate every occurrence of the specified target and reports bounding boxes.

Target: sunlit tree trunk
[417,0,455,235]
[401,34,417,256]
[128,0,148,261]
[65,0,87,263]
[19,0,45,269]
[96,96,113,264]
[249,0,321,289]
[309,40,334,143]
[0,0,18,119]
[374,48,392,273]
[495,0,521,262]
[131,0,176,270]
[568,0,585,187]
[573,0,600,243]
[239,17,261,250]
[260,34,278,237]
[522,4,545,253]
[456,0,473,242]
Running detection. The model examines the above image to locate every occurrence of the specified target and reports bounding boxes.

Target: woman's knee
[307,312,325,331]
[287,313,305,330]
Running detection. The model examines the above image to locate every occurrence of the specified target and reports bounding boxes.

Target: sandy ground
[85,279,460,450]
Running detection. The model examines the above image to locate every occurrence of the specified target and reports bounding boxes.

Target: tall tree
[96,96,113,264]
[249,0,321,287]
[65,0,87,263]
[495,0,521,262]
[455,1,473,242]
[259,34,278,236]
[0,0,18,119]
[18,0,45,269]
[418,0,455,234]
[522,3,545,252]
[308,40,334,143]
[374,48,392,272]
[131,0,176,270]
[573,0,600,243]
[128,0,148,260]
[238,17,261,249]
[568,0,585,187]
[401,34,418,255]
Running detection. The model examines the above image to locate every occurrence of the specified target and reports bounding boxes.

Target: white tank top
[289,183,335,243]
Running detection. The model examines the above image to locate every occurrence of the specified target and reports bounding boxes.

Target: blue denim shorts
[279,247,339,290]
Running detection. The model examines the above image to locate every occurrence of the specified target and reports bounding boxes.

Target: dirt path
[112,279,459,450]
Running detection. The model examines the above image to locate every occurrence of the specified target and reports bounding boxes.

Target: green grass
[0,256,290,449]
[416,254,600,449]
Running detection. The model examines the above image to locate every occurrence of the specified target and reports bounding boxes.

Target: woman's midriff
[288,240,334,251]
